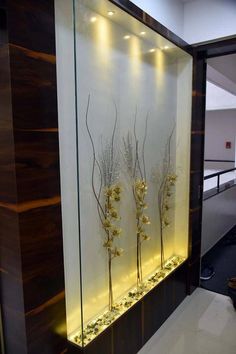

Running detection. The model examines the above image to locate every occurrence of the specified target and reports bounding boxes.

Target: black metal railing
[204,167,236,199]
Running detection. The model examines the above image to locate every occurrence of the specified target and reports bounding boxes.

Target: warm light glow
[129,36,141,77]
[140,31,146,36]
[107,10,115,16]
[90,16,97,23]
[149,48,156,53]
[163,45,169,50]
[94,17,111,66]
[123,35,131,40]
[154,50,165,87]
[70,255,186,347]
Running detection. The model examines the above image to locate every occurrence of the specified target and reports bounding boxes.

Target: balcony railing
[203,167,236,200]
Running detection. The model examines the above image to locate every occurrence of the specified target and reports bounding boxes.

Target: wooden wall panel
[187,51,207,294]
[0,1,67,353]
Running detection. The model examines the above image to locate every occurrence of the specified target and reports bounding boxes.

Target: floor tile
[139,288,236,354]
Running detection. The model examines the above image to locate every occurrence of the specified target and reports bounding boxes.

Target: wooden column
[0,1,67,353]
[187,50,207,294]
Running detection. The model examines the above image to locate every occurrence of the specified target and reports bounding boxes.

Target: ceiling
[208,54,236,85]
[207,53,236,111]
[206,82,236,111]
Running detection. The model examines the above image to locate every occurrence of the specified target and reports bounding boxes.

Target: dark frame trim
[187,35,236,294]
[193,36,236,58]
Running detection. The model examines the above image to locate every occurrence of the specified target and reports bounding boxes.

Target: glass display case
[56,0,192,349]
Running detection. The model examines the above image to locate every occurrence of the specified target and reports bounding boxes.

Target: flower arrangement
[123,112,150,287]
[154,126,177,269]
[85,95,123,311]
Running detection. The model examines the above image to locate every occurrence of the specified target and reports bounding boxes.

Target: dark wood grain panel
[190,133,205,173]
[19,204,65,312]
[14,130,61,202]
[189,206,202,247]
[187,258,200,295]
[0,1,67,353]
[143,281,166,344]
[113,302,142,354]
[0,5,27,352]
[0,206,27,354]
[84,327,112,354]
[173,263,187,308]
[25,292,66,354]
[67,327,113,354]
[9,44,58,130]
[68,342,83,354]
[7,0,56,54]
[187,49,207,294]
[189,171,203,210]
[191,51,207,132]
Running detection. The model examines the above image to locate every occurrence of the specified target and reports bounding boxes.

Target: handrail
[204,167,236,196]
[204,167,236,180]
[204,159,235,163]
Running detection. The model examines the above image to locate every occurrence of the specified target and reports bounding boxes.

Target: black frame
[188,35,236,293]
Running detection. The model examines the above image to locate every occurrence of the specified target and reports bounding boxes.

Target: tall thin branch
[85,95,106,220]
[142,113,149,181]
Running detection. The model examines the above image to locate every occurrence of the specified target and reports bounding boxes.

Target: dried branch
[157,124,176,269]
[142,113,149,181]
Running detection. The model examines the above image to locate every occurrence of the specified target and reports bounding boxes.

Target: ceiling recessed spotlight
[124,35,131,40]
[108,10,115,16]
[149,48,156,53]
[163,45,169,50]
[140,31,146,36]
[90,16,97,23]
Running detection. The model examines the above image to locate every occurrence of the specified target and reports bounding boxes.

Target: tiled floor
[139,288,236,354]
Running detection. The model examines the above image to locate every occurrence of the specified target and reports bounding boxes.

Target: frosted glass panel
[56,0,192,348]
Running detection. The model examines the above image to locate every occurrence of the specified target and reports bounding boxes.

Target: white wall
[201,187,236,256]
[132,0,184,38]
[205,110,236,162]
[206,82,236,111]
[184,0,236,44]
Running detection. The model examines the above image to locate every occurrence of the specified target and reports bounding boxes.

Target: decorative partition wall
[56,0,192,352]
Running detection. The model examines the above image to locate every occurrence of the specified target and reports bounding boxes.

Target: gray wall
[205,110,236,162]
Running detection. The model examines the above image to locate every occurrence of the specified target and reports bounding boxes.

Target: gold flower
[114,185,121,195]
[105,187,113,198]
[163,218,169,227]
[141,215,151,225]
[103,239,113,248]
[112,227,122,237]
[109,208,118,219]
[141,233,150,241]
[114,195,121,202]
[103,219,112,229]
[114,247,124,257]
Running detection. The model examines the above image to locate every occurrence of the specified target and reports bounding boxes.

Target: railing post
[217,175,220,192]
